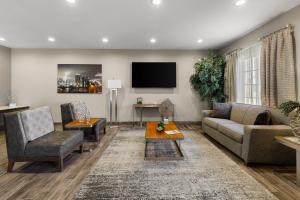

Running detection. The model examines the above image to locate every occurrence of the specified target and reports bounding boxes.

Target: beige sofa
[202,103,296,165]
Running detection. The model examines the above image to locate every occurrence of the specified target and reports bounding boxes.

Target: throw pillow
[71,101,90,121]
[254,110,272,125]
[209,103,232,119]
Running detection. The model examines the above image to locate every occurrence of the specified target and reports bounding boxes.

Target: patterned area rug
[74,129,277,200]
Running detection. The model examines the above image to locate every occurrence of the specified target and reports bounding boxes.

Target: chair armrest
[242,125,295,164]
[202,110,214,118]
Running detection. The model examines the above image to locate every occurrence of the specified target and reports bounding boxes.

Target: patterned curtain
[260,27,297,107]
[224,51,237,102]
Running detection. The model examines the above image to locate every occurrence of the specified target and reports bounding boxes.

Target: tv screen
[132,62,176,88]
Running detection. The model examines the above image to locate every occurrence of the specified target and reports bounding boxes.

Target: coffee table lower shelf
[144,139,184,161]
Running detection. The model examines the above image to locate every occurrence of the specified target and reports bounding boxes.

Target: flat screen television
[132,62,176,88]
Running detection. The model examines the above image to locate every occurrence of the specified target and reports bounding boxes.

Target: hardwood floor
[0,123,299,200]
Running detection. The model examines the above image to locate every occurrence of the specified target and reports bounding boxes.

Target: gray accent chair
[60,103,106,142]
[4,107,84,172]
[202,103,296,165]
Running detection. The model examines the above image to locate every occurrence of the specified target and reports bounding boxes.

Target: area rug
[74,129,277,200]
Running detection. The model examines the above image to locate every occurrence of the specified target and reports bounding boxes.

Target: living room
[0,0,300,199]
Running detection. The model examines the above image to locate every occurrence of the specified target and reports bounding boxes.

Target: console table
[0,105,30,130]
[133,104,174,127]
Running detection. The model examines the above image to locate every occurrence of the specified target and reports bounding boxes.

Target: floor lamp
[108,80,122,126]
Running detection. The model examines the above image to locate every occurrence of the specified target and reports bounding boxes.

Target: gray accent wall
[222,5,300,99]
[11,49,208,122]
[0,45,11,106]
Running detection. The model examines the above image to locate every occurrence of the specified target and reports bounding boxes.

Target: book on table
[165,130,181,135]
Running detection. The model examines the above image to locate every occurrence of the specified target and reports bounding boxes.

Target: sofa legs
[57,157,63,172]
[7,160,15,172]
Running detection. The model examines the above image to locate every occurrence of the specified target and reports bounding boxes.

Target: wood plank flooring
[0,123,299,200]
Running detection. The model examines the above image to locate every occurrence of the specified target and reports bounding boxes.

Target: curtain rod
[225,48,241,56]
[258,24,294,41]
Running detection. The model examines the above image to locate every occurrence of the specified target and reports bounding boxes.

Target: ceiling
[0,0,299,50]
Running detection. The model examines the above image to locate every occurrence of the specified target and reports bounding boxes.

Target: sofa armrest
[242,125,295,164]
[202,110,213,118]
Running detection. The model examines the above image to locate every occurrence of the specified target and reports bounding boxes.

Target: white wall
[0,45,11,106]
[222,5,300,99]
[11,49,208,122]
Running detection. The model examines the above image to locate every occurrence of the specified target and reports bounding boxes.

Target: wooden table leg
[140,108,143,128]
[297,150,300,186]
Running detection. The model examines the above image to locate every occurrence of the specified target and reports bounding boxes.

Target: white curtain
[236,43,261,105]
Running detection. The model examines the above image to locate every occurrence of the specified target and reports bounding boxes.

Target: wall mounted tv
[132,62,176,88]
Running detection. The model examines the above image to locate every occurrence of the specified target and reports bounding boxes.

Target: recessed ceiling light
[197,39,203,43]
[66,0,76,4]
[48,37,55,42]
[150,38,156,43]
[0,37,6,42]
[152,0,161,6]
[235,0,246,6]
[102,38,109,43]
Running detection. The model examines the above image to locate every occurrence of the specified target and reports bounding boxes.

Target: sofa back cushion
[231,103,289,125]
[21,106,55,141]
[230,103,251,123]
[242,105,268,125]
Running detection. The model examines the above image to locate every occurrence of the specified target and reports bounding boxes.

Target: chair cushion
[21,106,55,141]
[25,130,84,157]
[218,123,244,143]
[202,117,238,129]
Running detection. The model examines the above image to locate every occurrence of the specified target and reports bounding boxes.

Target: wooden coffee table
[145,121,184,160]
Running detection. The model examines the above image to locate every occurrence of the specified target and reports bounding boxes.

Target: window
[236,43,261,105]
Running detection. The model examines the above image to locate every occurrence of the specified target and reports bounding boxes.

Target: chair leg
[7,160,15,173]
[57,157,63,172]
[103,127,106,134]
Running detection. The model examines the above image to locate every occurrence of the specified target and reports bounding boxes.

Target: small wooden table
[275,136,300,186]
[65,118,100,129]
[133,104,175,127]
[145,121,184,160]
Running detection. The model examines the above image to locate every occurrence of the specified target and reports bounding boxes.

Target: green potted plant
[190,52,226,108]
[279,100,300,139]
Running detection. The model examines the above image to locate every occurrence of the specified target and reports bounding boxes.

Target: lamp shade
[107,80,122,89]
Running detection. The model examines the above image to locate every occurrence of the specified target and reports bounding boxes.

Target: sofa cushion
[242,105,267,125]
[25,130,84,157]
[218,123,244,143]
[202,117,238,129]
[209,103,232,119]
[21,106,55,141]
[230,103,251,123]
[254,110,272,125]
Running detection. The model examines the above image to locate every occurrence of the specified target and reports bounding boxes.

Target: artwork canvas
[57,64,102,94]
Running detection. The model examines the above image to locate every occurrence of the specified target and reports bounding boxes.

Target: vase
[290,113,300,139]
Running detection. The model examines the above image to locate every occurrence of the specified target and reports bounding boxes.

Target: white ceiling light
[102,37,109,43]
[48,37,55,42]
[197,39,203,43]
[235,0,246,6]
[66,0,76,4]
[152,0,161,6]
[0,37,6,42]
[150,38,156,43]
